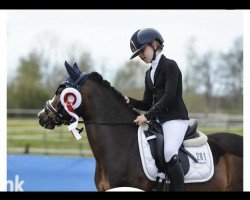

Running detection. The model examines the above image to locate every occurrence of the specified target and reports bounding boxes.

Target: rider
[125,28,189,191]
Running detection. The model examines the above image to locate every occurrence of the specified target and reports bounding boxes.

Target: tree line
[7,36,243,114]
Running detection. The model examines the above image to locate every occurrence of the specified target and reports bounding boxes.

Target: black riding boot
[167,154,184,192]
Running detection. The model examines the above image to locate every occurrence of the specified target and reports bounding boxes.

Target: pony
[38,62,243,191]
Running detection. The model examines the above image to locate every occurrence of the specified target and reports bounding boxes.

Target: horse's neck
[81,80,136,123]
[81,80,138,169]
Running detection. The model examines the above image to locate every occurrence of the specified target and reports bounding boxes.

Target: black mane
[88,72,139,116]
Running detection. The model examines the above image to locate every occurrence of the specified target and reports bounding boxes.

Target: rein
[79,120,137,126]
[76,120,138,135]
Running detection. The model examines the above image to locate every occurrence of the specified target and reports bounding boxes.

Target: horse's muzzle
[37,109,56,130]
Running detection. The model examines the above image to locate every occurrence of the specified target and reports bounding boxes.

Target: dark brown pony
[38,62,243,191]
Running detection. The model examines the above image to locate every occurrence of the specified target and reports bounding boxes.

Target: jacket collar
[152,52,163,69]
[147,54,166,88]
[152,54,165,84]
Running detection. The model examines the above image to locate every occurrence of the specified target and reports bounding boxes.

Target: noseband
[45,100,74,125]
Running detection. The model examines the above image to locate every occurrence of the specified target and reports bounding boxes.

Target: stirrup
[152,172,166,191]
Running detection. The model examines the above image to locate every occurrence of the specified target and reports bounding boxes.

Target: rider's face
[138,45,154,64]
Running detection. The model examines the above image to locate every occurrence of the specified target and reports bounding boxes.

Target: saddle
[144,119,200,190]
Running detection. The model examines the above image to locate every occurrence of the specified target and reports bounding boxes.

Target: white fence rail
[189,113,243,128]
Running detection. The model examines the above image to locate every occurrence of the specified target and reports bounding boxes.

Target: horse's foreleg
[94,163,112,191]
[94,163,104,191]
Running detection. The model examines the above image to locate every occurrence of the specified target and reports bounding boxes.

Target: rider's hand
[125,96,130,104]
[134,115,148,126]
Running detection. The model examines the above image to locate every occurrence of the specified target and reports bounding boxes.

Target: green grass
[198,127,243,136]
[7,118,92,157]
[7,118,243,157]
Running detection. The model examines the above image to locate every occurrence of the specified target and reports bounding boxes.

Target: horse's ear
[64,61,71,68]
[64,61,78,81]
[73,62,82,74]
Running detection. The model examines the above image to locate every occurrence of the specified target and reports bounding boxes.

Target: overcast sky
[7,10,243,81]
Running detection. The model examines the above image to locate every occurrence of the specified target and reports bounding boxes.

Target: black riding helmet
[130,28,164,60]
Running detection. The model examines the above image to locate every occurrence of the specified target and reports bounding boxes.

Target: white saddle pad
[137,123,214,183]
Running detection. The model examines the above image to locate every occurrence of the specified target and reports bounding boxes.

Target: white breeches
[161,119,189,162]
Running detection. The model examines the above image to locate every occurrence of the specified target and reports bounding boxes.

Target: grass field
[7,118,243,157]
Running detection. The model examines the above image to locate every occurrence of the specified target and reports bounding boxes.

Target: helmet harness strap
[150,43,157,62]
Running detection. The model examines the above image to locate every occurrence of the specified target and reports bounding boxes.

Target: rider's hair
[150,40,164,51]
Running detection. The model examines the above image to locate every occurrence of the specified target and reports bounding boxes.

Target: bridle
[45,99,74,125]
[45,72,138,127]
[45,72,88,126]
